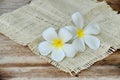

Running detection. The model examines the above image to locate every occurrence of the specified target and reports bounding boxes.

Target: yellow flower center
[76,28,85,38]
[52,39,64,49]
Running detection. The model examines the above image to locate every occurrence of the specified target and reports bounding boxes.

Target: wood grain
[0,0,120,79]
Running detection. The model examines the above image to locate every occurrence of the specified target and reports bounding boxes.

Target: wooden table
[0,0,120,80]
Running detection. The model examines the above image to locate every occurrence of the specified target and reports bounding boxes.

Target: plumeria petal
[72,38,85,52]
[72,12,84,28]
[38,41,53,56]
[42,27,58,42]
[85,23,100,35]
[63,44,77,57]
[84,35,100,50]
[65,26,76,37]
[59,28,72,42]
[51,49,65,62]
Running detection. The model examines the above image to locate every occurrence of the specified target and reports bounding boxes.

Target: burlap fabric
[0,0,120,75]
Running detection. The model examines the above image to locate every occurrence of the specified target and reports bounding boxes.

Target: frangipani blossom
[38,27,77,62]
[66,12,100,52]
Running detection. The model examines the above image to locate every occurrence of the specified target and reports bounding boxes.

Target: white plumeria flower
[38,27,77,62]
[65,12,100,52]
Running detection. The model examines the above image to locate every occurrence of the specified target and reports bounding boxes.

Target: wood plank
[0,66,120,78]
[6,78,120,80]
[0,34,120,67]
[102,0,120,12]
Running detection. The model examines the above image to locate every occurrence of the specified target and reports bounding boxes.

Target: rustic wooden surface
[0,0,120,80]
